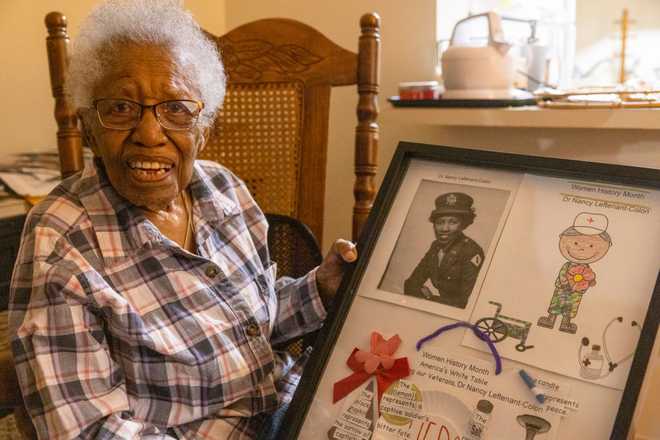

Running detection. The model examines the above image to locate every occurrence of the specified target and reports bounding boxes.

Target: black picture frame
[279,142,660,440]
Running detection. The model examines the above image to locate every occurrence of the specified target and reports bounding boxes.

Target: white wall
[576,0,660,50]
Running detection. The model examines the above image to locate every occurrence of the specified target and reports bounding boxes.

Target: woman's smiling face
[433,215,464,245]
[82,43,207,210]
[559,234,611,264]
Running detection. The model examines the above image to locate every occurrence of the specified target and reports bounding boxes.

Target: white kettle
[441,12,530,100]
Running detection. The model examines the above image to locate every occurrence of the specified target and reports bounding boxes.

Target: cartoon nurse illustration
[537,212,612,334]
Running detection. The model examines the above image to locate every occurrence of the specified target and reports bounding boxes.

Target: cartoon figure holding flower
[538,213,612,334]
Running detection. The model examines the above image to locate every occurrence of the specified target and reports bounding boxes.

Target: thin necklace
[182,190,193,250]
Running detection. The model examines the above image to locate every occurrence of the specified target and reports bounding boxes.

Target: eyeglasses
[93,98,204,131]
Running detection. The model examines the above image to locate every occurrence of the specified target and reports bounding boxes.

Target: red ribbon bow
[332,332,410,405]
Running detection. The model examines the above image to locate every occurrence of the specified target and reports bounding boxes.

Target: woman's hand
[316,239,358,305]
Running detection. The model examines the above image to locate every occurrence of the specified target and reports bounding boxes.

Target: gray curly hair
[67,0,225,128]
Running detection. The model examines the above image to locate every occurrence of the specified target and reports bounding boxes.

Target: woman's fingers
[332,239,357,263]
[315,239,357,305]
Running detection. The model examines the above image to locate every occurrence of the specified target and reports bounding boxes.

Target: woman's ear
[77,109,99,155]
[198,125,211,154]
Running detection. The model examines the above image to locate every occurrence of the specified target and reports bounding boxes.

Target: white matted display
[279,143,660,440]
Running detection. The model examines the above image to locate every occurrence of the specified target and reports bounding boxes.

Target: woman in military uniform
[404,192,484,309]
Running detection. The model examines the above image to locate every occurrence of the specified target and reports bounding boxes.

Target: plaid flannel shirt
[9,159,326,440]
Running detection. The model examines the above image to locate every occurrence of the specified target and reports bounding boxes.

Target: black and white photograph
[378,179,510,312]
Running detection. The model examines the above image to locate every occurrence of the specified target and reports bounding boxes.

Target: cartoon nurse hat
[572,212,608,235]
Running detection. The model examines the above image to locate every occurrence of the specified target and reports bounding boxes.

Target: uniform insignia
[446,194,457,205]
[471,254,482,267]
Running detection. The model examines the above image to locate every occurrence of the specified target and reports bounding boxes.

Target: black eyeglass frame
[92,98,205,131]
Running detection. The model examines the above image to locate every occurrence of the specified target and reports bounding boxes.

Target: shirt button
[205,265,219,278]
[246,323,261,337]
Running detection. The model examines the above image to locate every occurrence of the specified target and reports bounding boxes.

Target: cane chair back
[202,16,380,243]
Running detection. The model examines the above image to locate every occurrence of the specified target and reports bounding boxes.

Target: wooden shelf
[388,105,660,130]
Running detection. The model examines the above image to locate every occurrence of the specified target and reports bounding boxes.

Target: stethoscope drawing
[577,316,640,380]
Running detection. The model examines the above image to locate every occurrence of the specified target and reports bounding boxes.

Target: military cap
[429,192,476,221]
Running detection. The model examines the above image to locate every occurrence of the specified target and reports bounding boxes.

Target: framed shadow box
[280,142,660,440]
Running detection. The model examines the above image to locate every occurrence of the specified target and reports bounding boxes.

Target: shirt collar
[78,159,237,261]
[187,161,239,226]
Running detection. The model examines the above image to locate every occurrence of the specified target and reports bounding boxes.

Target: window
[437,1,660,88]
[573,6,660,87]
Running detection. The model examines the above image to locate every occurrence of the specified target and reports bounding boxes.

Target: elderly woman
[9,1,355,439]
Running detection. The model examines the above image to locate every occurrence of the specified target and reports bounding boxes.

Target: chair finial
[360,13,381,31]
[45,12,67,30]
